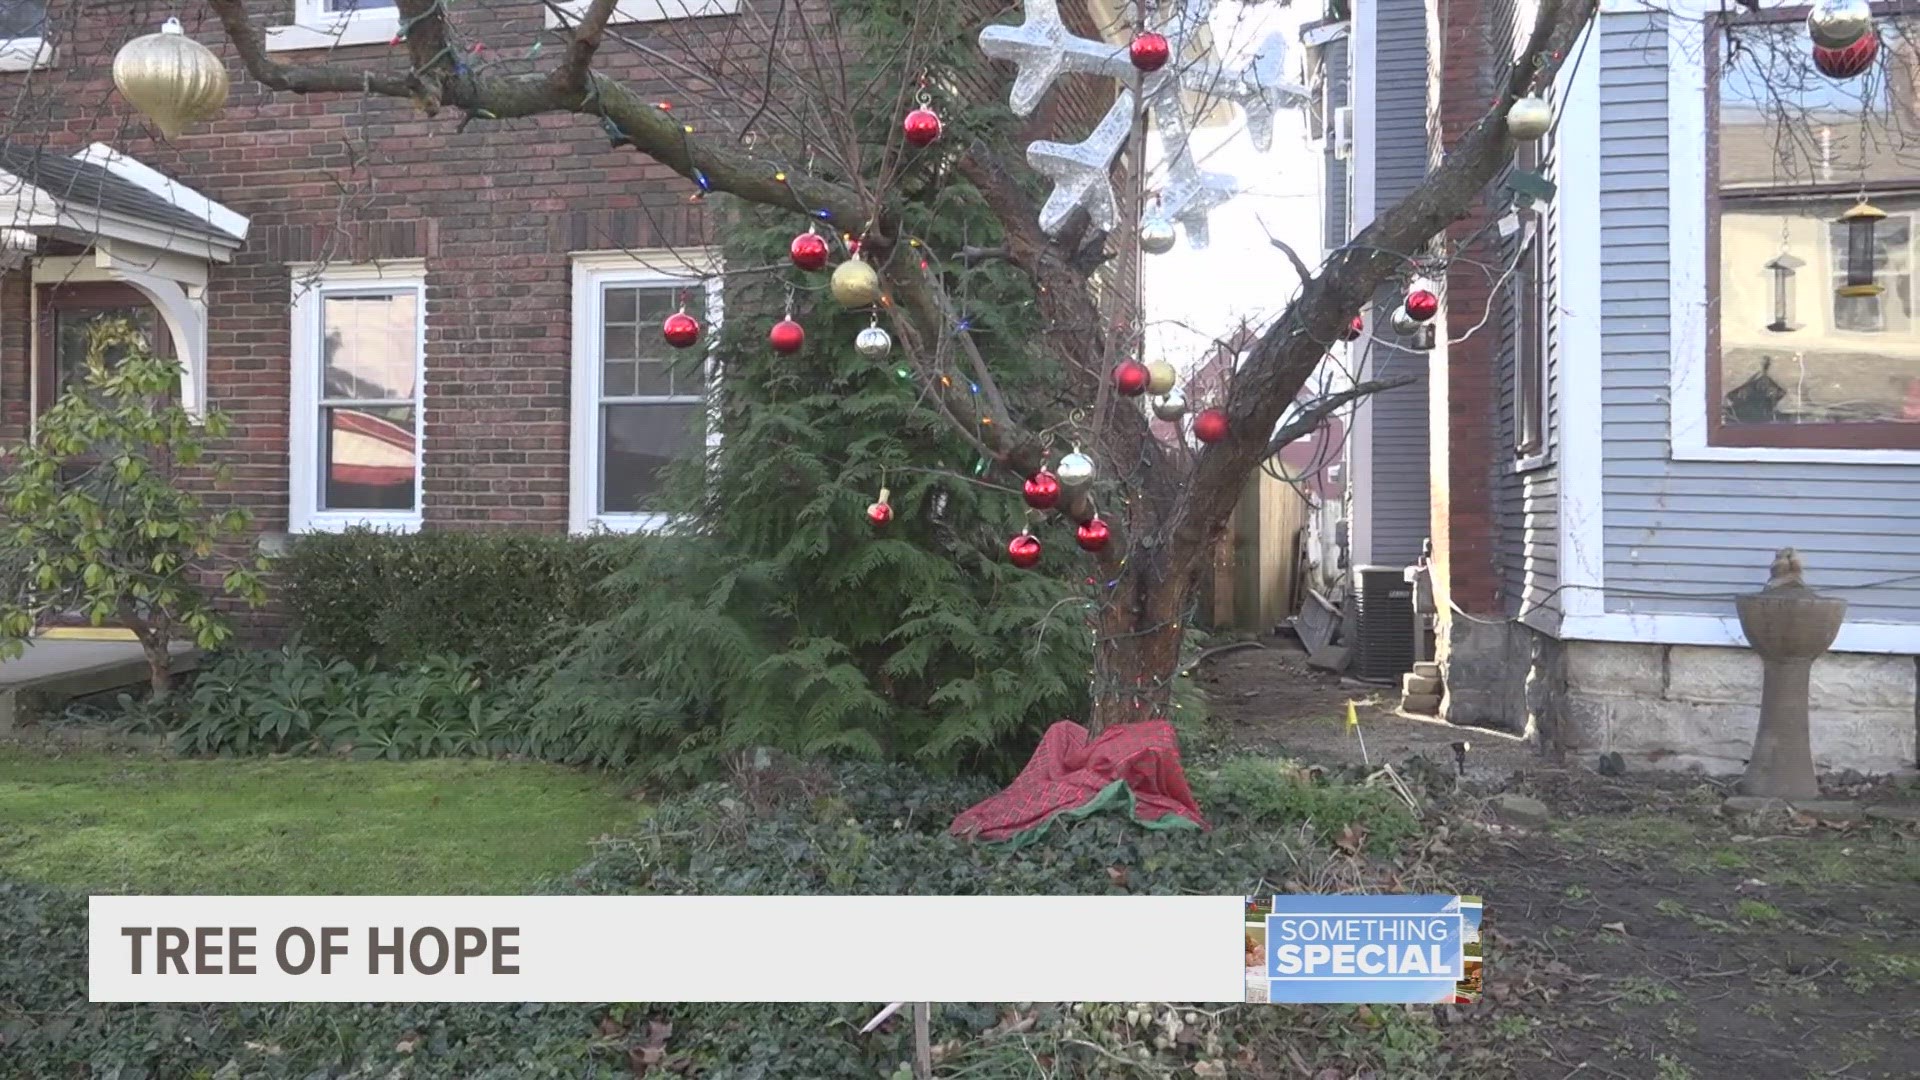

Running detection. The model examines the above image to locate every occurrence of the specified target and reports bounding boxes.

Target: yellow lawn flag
[1346,700,1359,730]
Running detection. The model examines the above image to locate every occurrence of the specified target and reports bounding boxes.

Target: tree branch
[1264,375,1418,457]
[550,0,622,95]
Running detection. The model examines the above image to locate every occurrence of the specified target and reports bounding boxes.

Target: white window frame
[0,0,53,72]
[569,249,722,535]
[544,0,741,30]
[267,0,402,53]
[288,260,426,534]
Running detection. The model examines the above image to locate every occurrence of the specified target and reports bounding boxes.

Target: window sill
[573,512,681,536]
[544,0,742,29]
[266,13,402,53]
[1512,450,1553,474]
[293,511,422,535]
[1677,440,1920,466]
[0,37,53,72]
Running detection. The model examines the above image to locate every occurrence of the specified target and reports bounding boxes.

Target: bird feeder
[1765,251,1804,332]
[1837,199,1887,298]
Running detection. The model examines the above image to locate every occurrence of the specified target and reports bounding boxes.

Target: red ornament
[1113,360,1151,397]
[1075,517,1110,553]
[1129,31,1171,72]
[1007,533,1042,569]
[867,500,893,526]
[903,107,943,148]
[1345,314,1365,341]
[662,310,700,348]
[1404,288,1440,323]
[1023,470,1062,510]
[789,230,829,271]
[769,318,806,355]
[1194,407,1230,444]
[1814,32,1879,79]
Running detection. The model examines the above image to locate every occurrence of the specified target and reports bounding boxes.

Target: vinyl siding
[1597,13,1920,624]
[1364,0,1432,569]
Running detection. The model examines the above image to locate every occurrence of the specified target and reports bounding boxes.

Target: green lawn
[0,747,644,894]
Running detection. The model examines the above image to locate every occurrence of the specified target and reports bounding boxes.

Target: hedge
[277,530,626,676]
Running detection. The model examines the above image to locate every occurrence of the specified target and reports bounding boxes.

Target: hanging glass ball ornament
[1056,451,1095,490]
[1506,96,1551,141]
[1129,31,1171,72]
[789,229,829,271]
[1814,32,1879,79]
[113,17,230,139]
[1007,532,1043,569]
[867,487,894,527]
[1023,470,1062,510]
[1390,306,1420,336]
[1193,408,1230,444]
[855,322,893,358]
[1113,360,1151,397]
[1345,314,1366,341]
[1151,389,1188,421]
[903,104,943,148]
[1140,217,1177,255]
[1145,361,1177,395]
[662,309,701,348]
[1075,517,1111,553]
[770,318,806,355]
[831,255,881,308]
[1404,278,1441,322]
[1808,0,1873,49]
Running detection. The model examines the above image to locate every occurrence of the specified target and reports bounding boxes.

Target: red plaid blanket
[950,719,1209,845]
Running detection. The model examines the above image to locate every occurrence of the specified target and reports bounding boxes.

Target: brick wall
[1429,0,1505,617]
[0,0,1122,631]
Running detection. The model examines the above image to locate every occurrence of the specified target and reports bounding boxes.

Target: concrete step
[1412,661,1441,679]
[1402,692,1442,715]
[1402,672,1441,697]
[0,639,196,730]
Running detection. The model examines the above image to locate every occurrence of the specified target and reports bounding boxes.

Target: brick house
[0,0,1124,629]
[1314,0,1919,775]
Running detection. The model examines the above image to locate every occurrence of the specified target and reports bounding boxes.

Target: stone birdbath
[1735,548,1846,800]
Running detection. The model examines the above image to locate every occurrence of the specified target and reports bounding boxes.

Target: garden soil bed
[1203,636,1920,1080]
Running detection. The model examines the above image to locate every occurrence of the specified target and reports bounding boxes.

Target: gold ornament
[831,256,881,308]
[114,18,230,139]
[1145,361,1176,395]
[1505,96,1551,142]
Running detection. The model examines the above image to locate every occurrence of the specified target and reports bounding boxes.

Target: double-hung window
[1713,10,1920,448]
[288,262,425,533]
[544,0,741,30]
[0,0,52,72]
[268,0,401,52]
[569,252,720,533]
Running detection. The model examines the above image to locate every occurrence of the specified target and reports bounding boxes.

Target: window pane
[1721,200,1920,427]
[325,0,397,12]
[601,402,701,514]
[0,1,46,37]
[324,405,416,511]
[322,292,417,401]
[602,284,700,398]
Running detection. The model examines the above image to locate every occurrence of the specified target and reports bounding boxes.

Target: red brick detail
[1430,0,1505,617]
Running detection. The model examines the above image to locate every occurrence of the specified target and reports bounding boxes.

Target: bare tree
[173,0,1602,731]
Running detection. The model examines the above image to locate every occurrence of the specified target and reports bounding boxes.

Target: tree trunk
[1087,562,1192,733]
[128,619,173,697]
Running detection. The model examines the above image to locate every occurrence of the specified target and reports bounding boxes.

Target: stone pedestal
[1735,549,1846,800]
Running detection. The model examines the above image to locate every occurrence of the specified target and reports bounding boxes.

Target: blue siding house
[1313,0,1919,775]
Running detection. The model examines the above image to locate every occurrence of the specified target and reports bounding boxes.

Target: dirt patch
[1203,639,1920,1080]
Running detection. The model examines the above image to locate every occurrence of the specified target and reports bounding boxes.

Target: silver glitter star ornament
[979,0,1309,249]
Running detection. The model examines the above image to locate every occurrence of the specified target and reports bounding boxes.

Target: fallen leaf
[1106,865,1130,887]
[1335,824,1368,856]
[1601,922,1628,935]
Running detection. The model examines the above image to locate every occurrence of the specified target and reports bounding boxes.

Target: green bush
[278,530,623,675]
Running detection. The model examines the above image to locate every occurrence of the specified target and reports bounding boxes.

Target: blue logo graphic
[1262,894,1480,1003]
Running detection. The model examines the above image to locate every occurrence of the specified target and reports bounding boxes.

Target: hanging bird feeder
[1837,199,1887,298]
[1765,250,1804,332]
[113,17,230,139]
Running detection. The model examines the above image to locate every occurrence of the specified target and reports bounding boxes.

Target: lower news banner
[1244,895,1484,1004]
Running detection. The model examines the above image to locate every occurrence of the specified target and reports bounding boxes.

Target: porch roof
[0,140,247,260]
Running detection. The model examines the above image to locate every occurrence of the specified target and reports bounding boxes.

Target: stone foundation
[1435,613,1534,732]
[1558,641,1918,775]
